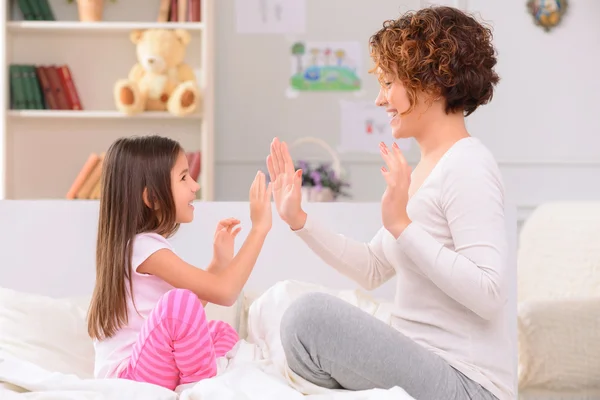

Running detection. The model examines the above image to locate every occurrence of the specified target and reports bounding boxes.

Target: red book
[57,65,83,110]
[35,66,58,110]
[188,0,201,22]
[170,0,178,21]
[44,65,70,110]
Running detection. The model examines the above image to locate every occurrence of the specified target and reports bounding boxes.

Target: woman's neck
[414,111,470,160]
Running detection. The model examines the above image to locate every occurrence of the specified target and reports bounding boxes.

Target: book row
[14,0,55,21]
[9,64,83,111]
[66,150,202,200]
[159,0,202,23]
[14,0,202,23]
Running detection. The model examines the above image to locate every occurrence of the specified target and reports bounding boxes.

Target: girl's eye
[181,175,187,181]
[384,82,392,87]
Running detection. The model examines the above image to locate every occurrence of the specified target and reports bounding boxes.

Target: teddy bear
[114,29,200,116]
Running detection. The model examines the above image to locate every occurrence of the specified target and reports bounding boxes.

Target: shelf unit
[7,110,204,119]
[0,0,215,201]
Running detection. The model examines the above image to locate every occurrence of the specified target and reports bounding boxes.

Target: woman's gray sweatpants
[280,292,498,400]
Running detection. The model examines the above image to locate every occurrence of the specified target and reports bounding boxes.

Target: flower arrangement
[295,160,350,201]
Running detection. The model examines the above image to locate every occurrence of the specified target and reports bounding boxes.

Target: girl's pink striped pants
[118,288,239,390]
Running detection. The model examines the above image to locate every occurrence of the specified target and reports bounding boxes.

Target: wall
[213,0,600,226]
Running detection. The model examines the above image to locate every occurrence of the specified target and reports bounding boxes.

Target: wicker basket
[290,137,343,203]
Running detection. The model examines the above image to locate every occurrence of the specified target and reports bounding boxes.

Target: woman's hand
[249,170,273,235]
[380,141,412,239]
[211,218,241,270]
[267,137,307,230]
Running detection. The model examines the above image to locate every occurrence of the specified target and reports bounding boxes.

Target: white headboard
[0,201,395,299]
[0,199,517,309]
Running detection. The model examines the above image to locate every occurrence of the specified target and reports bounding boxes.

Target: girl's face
[171,151,200,223]
[375,72,438,140]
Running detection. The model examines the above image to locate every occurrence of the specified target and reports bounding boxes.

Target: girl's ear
[142,188,160,210]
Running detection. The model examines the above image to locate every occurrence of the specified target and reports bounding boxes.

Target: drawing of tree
[335,49,346,66]
[291,42,306,74]
[310,48,320,66]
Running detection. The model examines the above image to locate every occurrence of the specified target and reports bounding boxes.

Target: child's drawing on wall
[289,41,362,92]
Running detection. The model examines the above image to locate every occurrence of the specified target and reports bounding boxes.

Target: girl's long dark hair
[87,135,182,340]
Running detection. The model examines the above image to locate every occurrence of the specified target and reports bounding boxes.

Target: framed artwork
[527,0,568,32]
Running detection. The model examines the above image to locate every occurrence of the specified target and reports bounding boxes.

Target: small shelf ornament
[527,0,568,32]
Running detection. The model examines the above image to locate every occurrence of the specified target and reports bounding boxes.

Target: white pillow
[0,287,243,381]
[518,297,600,391]
[0,287,95,379]
[244,280,395,395]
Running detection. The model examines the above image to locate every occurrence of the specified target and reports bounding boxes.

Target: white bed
[0,200,518,400]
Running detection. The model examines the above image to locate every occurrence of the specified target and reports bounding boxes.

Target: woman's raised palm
[266,138,304,226]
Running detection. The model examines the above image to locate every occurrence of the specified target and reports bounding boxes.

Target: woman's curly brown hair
[369,6,499,117]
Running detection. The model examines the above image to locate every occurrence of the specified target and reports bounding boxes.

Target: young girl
[87,135,272,391]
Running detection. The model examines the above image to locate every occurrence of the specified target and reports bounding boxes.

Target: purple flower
[310,170,321,185]
[298,160,308,171]
[328,168,337,180]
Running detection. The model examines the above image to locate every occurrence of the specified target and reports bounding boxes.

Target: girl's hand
[249,171,273,235]
[212,218,241,270]
[380,142,412,238]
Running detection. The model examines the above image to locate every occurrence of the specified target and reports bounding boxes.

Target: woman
[265,6,513,400]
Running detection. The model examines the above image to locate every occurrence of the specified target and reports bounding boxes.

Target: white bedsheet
[0,280,414,400]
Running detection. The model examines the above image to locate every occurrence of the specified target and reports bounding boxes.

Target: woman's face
[375,72,437,140]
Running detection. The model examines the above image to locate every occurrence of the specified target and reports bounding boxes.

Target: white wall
[213,0,600,226]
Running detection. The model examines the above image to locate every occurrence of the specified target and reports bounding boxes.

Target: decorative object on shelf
[526,0,568,32]
[113,28,201,117]
[67,0,116,22]
[290,137,350,202]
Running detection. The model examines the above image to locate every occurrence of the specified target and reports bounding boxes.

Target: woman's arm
[138,227,268,307]
[396,154,508,320]
[292,213,396,291]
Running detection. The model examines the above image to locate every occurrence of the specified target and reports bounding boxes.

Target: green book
[19,65,37,109]
[36,0,56,21]
[9,64,27,109]
[27,0,45,20]
[25,65,45,109]
[16,0,36,21]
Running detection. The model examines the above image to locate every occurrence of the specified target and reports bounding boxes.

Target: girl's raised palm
[267,138,305,228]
[249,171,273,234]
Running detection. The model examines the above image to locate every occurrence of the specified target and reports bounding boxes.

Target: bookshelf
[0,0,215,201]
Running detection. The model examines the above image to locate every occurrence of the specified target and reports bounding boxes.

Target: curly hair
[369,6,499,117]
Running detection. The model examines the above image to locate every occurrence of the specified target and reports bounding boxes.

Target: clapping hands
[212,217,242,270]
[267,137,307,230]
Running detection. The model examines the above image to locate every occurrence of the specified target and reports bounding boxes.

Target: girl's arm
[137,227,268,307]
[291,213,396,291]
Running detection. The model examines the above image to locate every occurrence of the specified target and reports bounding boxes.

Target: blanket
[0,280,414,400]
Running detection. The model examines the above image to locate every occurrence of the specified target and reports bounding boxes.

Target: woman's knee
[280,292,337,344]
